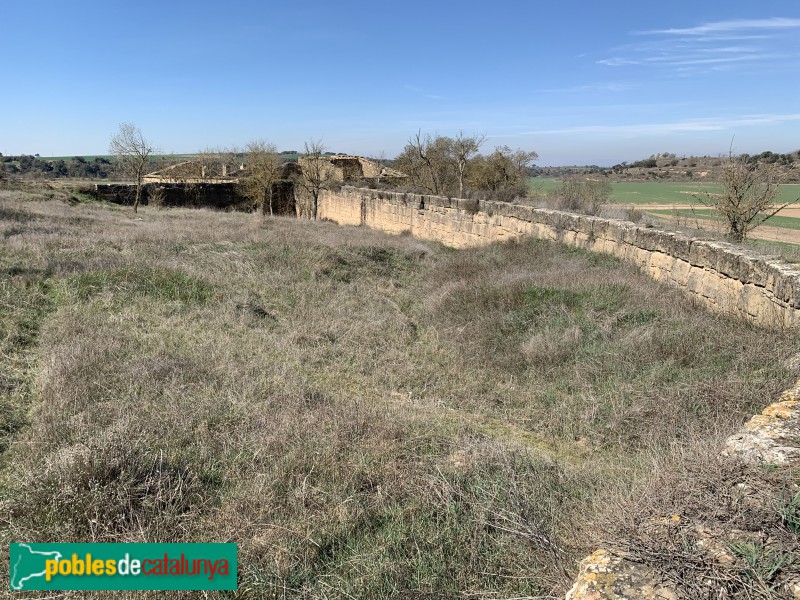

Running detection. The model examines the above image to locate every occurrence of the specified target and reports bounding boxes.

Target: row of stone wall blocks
[319,187,800,328]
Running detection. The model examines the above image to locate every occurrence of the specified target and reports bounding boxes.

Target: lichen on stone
[566,380,800,599]
[565,549,682,600]
[723,385,800,465]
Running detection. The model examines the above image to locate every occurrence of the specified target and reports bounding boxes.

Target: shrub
[145,183,166,208]
[549,175,612,215]
[695,154,797,242]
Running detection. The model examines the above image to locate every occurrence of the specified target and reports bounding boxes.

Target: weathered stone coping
[319,187,800,328]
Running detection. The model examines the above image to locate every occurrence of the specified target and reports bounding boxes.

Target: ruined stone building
[108,154,407,214]
[297,155,406,183]
[143,159,244,184]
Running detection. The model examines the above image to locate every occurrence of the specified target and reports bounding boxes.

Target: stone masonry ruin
[94,155,404,214]
[319,186,800,329]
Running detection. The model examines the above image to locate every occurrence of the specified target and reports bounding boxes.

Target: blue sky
[1,1,799,165]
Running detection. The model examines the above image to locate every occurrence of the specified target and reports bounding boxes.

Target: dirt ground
[620,203,800,218]
[618,203,800,245]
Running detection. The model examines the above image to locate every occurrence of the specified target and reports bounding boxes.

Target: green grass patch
[619,181,800,206]
[316,245,419,283]
[61,267,214,305]
[745,238,800,257]
[528,177,562,194]
[525,286,586,309]
[0,207,37,224]
[0,258,56,452]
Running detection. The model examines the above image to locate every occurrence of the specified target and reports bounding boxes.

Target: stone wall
[319,186,800,329]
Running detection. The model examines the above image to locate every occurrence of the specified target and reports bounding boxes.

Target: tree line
[104,125,544,215]
[8,128,542,213]
[15,123,796,243]
[1,154,114,178]
[393,131,537,199]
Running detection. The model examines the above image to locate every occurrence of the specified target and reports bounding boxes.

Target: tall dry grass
[1,186,798,598]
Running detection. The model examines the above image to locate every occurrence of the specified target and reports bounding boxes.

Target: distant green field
[528,178,561,194]
[529,178,800,206]
[610,181,720,205]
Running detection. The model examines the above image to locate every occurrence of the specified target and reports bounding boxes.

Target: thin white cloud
[537,82,635,93]
[598,17,799,75]
[650,54,774,66]
[695,35,772,42]
[640,17,800,36]
[404,84,445,101]
[515,114,800,137]
[700,46,759,53]
[597,57,639,67]
[598,54,772,67]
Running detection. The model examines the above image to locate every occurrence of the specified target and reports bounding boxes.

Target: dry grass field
[1,186,799,598]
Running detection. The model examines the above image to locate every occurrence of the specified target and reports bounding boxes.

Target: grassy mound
[1,187,797,598]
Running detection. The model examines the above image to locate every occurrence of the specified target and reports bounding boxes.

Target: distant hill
[529,165,604,178]
[528,151,800,183]
[603,151,800,183]
[0,150,343,181]
[6,150,799,184]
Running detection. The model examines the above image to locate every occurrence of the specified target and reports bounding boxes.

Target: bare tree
[696,153,798,242]
[467,146,538,197]
[395,131,457,196]
[511,148,539,176]
[109,123,156,213]
[370,151,388,185]
[395,132,537,199]
[413,131,443,195]
[452,132,485,196]
[296,140,335,220]
[240,141,283,215]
